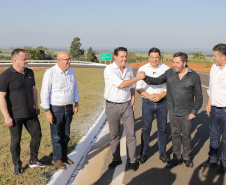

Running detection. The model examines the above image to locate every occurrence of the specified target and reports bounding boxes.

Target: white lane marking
[110,129,126,185]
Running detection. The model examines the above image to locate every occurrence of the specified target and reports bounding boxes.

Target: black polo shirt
[0,66,36,118]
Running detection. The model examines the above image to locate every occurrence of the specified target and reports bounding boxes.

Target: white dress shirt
[136,63,170,95]
[207,63,226,107]
[40,64,80,109]
[104,62,135,103]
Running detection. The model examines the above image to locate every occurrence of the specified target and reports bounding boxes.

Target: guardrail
[0,60,99,64]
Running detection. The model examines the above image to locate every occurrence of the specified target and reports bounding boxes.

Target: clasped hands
[136,71,146,80]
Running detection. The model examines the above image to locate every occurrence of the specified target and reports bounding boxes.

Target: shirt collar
[10,65,27,74]
[112,61,128,71]
[215,63,226,70]
[55,64,69,74]
[147,62,161,69]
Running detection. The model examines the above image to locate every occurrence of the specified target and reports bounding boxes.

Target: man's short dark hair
[114,47,127,56]
[148,47,161,56]
[173,52,188,63]
[11,48,26,57]
[213,43,226,56]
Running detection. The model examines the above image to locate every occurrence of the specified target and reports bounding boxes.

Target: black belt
[51,104,73,107]
[106,100,129,104]
[213,106,226,109]
[142,97,166,101]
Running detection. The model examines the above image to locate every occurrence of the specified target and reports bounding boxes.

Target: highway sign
[99,54,112,61]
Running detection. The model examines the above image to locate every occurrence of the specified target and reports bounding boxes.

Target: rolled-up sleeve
[104,67,123,87]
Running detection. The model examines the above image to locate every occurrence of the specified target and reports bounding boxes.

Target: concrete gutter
[47,109,107,185]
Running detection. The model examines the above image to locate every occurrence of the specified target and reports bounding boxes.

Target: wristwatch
[45,109,50,112]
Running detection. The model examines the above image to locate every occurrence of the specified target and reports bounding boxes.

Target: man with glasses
[0,48,45,175]
[40,51,80,170]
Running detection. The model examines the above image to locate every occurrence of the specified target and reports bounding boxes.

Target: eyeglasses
[60,58,71,61]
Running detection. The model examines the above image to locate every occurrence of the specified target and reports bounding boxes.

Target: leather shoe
[159,153,170,163]
[108,160,122,169]
[62,157,74,165]
[167,158,183,168]
[55,160,67,169]
[140,155,147,164]
[184,160,193,167]
[129,162,138,171]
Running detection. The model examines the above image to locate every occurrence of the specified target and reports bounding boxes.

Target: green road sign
[99,54,112,61]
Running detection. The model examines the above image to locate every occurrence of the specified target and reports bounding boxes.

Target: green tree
[24,46,54,60]
[192,51,205,58]
[87,47,98,63]
[69,37,84,60]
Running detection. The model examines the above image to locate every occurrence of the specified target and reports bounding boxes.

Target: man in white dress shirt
[40,51,80,170]
[205,43,226,174]
[136,47,170,164]
[104,47,145,171]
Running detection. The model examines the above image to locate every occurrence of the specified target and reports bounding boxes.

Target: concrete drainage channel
[47,109,107,185]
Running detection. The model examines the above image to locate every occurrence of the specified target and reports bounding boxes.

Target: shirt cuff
[191,109,198,116]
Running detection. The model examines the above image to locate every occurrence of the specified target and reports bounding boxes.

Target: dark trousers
[105,100,137,163]
[141,98,167,155]
[50,105,73,162]
[9,115,42,165]
[169,114,192,160]
[209,106,226,167]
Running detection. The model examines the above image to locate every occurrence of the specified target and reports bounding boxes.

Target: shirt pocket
[220,77,226,88]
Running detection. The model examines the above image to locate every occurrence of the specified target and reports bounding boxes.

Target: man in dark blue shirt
[143,52,203,168]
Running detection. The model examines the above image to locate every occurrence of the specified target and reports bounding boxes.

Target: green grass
[0,67,105,185]
[0,53,11,57]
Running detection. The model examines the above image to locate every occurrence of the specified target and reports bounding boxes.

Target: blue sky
[1,0,226,51]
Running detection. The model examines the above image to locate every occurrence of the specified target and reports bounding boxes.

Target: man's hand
[136,71,146,80]
[46,111,54,124]
[189,114,196,120]
[73,102,79,115]
[206,98,211,116]
[5,116,13,127]
[147,93,163,102]
[152,93,163,102]
[35,106,40,115]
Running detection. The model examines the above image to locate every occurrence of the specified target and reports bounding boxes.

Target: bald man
[40,51,80,169]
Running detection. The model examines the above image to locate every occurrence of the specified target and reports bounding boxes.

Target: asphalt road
[71,70,226,185]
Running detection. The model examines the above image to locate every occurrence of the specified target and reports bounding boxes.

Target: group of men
[0,43,225,176]
[0,49,79,175]
[104,44,226,174]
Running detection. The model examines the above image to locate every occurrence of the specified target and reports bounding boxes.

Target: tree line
[22,37,99,63]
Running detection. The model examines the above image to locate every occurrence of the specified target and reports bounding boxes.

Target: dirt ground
[128,61,212,73]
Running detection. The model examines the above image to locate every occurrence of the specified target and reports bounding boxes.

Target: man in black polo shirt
[143,52,203,168]
[0,48,45,175]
